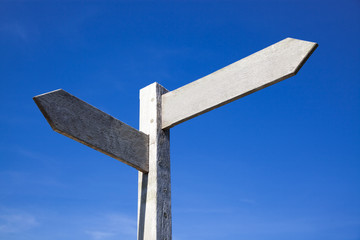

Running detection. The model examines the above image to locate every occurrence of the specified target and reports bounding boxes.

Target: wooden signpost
[34,37,317,240]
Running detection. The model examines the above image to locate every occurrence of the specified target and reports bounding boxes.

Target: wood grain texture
[162,38,318,129]
[138,83,171,240]
[33,89,149,172]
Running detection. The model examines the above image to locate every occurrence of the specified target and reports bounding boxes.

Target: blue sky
[0,1,359,239]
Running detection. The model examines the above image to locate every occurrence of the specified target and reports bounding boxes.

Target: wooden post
[33,38,317,240]
[138,83,171,240]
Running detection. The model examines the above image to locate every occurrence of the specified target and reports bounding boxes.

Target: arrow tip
[295,43,318,75]
[33,89,67,131]
[283,37,318,75]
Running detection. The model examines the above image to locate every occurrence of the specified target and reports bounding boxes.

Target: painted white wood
[33,89,149,172]
[138,83,171,240]
[162,38,318,129]
[34,37,318,239]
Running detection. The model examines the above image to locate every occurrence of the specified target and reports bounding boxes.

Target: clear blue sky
[0,1,359,240]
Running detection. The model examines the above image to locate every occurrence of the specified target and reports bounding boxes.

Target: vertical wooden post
[138,83,171,240]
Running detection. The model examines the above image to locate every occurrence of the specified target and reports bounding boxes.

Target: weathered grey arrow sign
[34,37,317,240]
[33,89,149,172]
[162,38,318,129]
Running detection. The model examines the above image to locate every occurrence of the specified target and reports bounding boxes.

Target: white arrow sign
[33,89,149,172]
[162,38,318,129]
